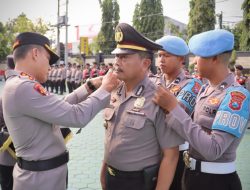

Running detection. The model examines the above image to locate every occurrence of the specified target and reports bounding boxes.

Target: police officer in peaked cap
[101,23,184,190]
[2,32,119,190]
[153,29,250,190]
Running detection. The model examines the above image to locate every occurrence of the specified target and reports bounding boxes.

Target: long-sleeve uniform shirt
[0,98,16,166]
[2,70,111,190]
[104,76,184,171]
[151,71,202,150]
[166,73,250,162]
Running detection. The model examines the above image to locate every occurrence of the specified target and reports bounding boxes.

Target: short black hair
[6,55,15,69]
[13,44,43,62]
[235,65,244,71]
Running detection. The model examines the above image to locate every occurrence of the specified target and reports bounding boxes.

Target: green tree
[0,13,50,61]
[230,21,243,50]
[0,22,12,61]
[187,0,216,40]
[89,36,101,55]
[98,0,120,54]
[132,0,164,41]
[240,0,250,50]
[166,22,187,39]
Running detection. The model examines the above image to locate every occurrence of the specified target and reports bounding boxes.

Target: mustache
[114,67,123,72]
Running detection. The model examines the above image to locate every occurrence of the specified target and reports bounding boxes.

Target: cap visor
[44,45,59,65]
[111,48,138,55]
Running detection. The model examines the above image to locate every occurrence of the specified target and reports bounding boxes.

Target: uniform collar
[5,69,19,80]
[162,69,186,87]
[208,73,235,91]
[118,75,150,99]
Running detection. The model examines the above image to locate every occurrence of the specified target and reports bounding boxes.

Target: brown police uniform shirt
[0,98,16,166]
[2,70,111,190]
[166,73,250,162]
[103,76,184,171]
[3,70,110,161]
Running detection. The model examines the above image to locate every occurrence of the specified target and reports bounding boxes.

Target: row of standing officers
[45,62,113,94]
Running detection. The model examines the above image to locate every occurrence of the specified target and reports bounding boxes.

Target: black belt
[17,151,69,171]
[107,165,143,178]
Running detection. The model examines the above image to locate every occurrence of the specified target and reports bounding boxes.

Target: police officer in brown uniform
[75,65,83,88]
[153,29,250,190]
[100,23,184,190]
[2,32,119,190]
[154,36,202,190]
[66,62,72,93]
[0,55,16,190]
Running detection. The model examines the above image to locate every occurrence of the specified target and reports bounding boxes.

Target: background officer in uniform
[2,32,119,190]
[66,62,72,93]
[153,29,250,190]
[234,64,250,91]
[100,23,184,190]
[0,55,16,190]
[70,63,77,90]
[75,64,83,88]
[154,36,202,190]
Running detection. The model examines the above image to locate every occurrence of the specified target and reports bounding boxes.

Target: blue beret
[155,36,189,56]
[188,29,234,57]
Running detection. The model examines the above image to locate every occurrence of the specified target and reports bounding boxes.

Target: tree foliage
[0,13,50,61]
[240,0,250,50]
[166,22,187,39]
[98,0,120,54]
[187,0,216,40]
[132,0,164,41]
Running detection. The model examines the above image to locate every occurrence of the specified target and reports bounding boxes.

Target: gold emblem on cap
[13,40,20,49]
[115,27,123,42]
[134,97,145,109]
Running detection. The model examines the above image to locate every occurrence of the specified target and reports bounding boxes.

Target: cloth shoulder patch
[33,83,48,96]
[176,78,202,115]
[212,86,250,138]
[19,72,34,80]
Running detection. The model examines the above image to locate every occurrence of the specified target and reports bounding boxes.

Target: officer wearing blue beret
[155,36,202,190]
[153,29,250,190]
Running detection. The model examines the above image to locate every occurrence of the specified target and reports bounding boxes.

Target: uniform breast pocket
[103,108,115,137]
[121,113,149,144]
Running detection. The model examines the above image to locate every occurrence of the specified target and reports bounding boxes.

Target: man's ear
[31,48,39,62]
[143,58,151,69]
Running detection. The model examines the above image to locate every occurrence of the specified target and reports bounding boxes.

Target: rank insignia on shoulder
[33,83,48,96]
[20,72,34,80]
[229,91,246,111]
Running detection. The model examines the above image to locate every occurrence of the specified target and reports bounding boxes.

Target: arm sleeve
[64,84,89,104]
[15,81,110,128]
[155,108,184,149]
[166,105,240,161]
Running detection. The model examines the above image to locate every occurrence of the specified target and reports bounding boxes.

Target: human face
[195,56,214,78]
[157,50,182,75]
[114,53,147,82]
[235,69,242,76]
[35,47,50,83]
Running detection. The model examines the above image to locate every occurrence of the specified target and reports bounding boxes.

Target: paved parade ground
[0,81,249,190]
